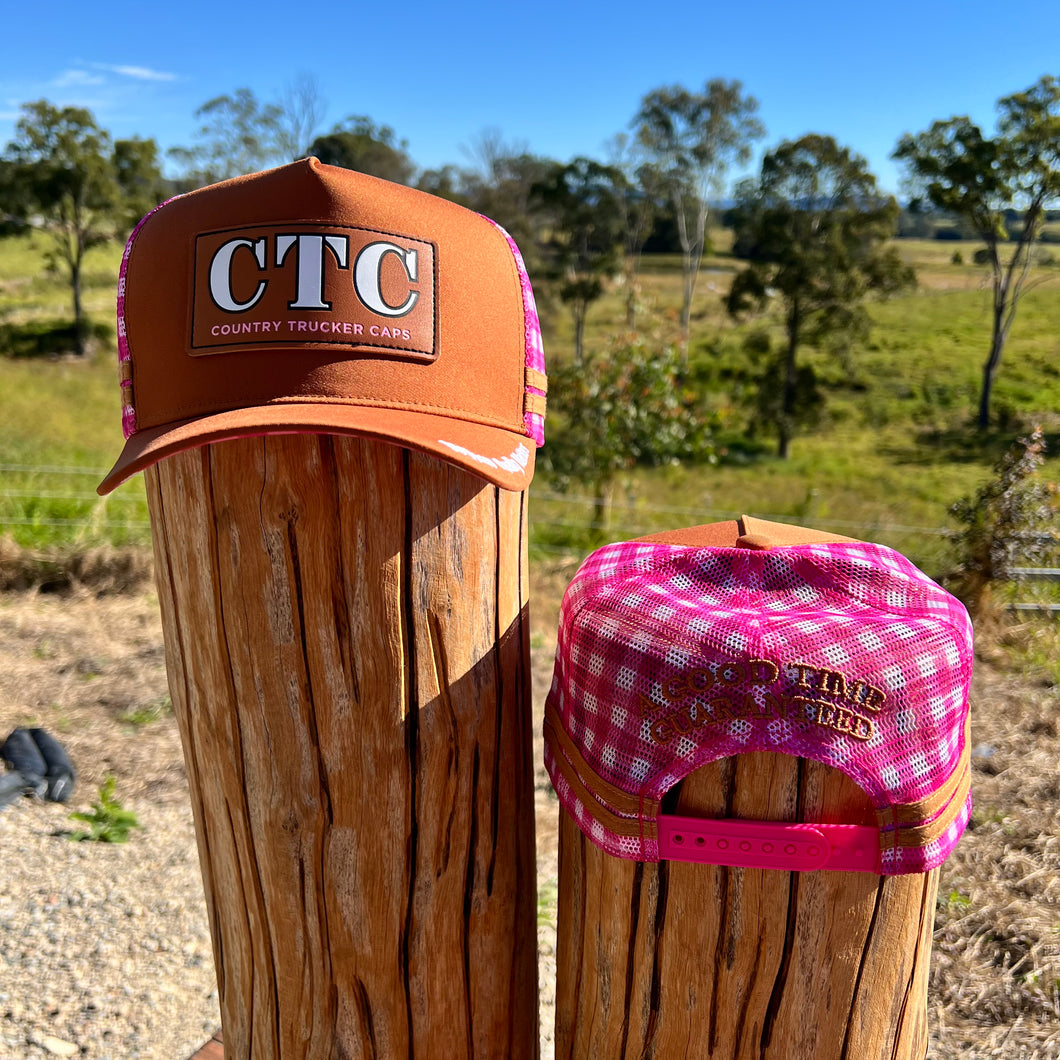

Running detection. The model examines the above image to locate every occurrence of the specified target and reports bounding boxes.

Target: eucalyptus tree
[894,75,1060,429]
[634,79,764,355]
[531,157,625,362]
[727,134,914,457]
[0,101,162,355]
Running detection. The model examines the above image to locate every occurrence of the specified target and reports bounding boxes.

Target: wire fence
[1,463,1058,611]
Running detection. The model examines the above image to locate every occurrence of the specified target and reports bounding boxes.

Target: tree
[531,157,625,362]
[543,339,714,530]
[634,79,764,356]
[168,87,285,186]
[605,133,662,329]
[0,100,124,356]
[893,75,1060,430]
[456,130,557,265]
[307,116,415,185]
[275,72,327,161]
[112,136,167,230]
[727,134,914,458]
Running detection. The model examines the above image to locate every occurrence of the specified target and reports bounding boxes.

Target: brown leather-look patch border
[189,223,437,361]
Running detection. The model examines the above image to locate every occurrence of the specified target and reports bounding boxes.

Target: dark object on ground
[29,727,76,802]
[0,727,76,802]
[0,729,47,798]
[0,769,26,808]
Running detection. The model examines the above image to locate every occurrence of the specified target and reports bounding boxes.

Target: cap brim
[97,404,536,495]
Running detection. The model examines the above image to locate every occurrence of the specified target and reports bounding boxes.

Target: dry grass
[928,642,1060,1059]
[0,536,154,594]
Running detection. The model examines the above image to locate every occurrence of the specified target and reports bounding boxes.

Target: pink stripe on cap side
[481,217,546,446]
[116,197,179,440]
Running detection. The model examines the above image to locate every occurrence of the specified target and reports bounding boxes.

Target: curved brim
[97,403,537,495]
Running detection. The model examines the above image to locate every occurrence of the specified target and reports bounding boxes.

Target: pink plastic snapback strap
[657,816,881,873]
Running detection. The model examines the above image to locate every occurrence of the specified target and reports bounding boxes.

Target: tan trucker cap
[98,157,547,494]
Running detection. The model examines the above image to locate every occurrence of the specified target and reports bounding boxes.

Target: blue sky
[2,0,1058,196]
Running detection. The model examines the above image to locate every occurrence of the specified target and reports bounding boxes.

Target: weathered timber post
[546,517,973,1060]
[98,159,548,1058]
[555,757,940,1058]
[146,437,537,1057]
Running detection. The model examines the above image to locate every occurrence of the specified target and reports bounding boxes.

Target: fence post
[96,158,549,1058]
[146,436,538,1057]
[556,755,940,1058]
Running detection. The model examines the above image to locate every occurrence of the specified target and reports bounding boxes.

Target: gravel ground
[0,798,219,1059]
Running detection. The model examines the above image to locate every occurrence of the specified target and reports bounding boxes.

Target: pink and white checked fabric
[481,218,546,446]
[116,197,178,439]
[544,536,974,875]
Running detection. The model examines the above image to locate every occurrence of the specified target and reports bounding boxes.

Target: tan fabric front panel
[124,160,526,435]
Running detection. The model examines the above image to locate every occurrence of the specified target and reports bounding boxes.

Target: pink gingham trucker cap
[544,516,974,875]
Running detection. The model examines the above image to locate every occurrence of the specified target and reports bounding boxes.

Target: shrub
[948,427,1057,618]
[542,338,716,529]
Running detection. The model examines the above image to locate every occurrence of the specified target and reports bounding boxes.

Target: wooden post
[145,433,538,1059]
[555,750,940,1059]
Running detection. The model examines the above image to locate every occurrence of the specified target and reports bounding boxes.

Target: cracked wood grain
[555,750,939,1059]
[147,435,538,1059]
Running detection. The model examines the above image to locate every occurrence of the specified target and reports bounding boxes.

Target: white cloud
[94,64,179,83]
[53,69,106,88]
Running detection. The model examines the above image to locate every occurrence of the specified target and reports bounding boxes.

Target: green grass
[533,238,1060,583]
[1,231,1058,589]
[0,234,148,549]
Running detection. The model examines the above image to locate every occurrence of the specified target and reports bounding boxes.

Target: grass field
[1,230,1059,578]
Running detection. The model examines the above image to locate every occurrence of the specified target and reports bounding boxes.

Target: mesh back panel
[544,539,974,874]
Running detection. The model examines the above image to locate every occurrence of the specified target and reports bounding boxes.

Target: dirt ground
[0,577,1058,1059]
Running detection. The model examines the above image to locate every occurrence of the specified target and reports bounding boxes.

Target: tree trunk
[590,477,615,533]
[624,267,638,330]
[555,751,939,1059]
[978,297,1008,430]
[145,434,539,1060]
[71,250,86,358]
[778,314,799,459]
[573,305,586,365]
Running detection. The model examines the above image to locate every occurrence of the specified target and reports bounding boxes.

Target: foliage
[531,157,626,362]
[542,339,715,529]
[634,79,764,352]
[893,75,1060,429]
[112,137,168,231]
[0,101,160,355]
[453,133,558,275]
[948,427,1057,618]
[168,87,285,186]
[168,77,327,188]
[68,775,143,843]
[275,72,327,161]
[308,115,416,185]
[605,133,665,329]
[727,133,914,457]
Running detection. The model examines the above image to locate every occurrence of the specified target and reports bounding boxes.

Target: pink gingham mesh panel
[481,218,545,446]
[117,197,179,439]
[544,539,974,872]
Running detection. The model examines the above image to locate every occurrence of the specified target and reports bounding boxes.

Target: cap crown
[545,533,974,874]
[102,158,546,493]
